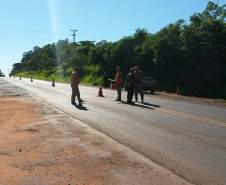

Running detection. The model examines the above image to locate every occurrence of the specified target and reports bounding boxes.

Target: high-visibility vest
[114,72,123,85]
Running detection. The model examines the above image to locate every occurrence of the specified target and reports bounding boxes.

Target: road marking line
[158,108,226,127]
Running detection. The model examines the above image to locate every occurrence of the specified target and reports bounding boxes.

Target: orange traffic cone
[176,86,180,95]
[52,79,55,87]
[98,87,104,97]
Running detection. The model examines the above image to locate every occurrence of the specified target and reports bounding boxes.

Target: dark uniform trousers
[71,86,81,105]
[127,86,134,102]
[116,85,122,100]
[135,83,144,102]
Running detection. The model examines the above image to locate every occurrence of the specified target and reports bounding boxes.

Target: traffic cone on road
[98,87,104,97]
[52,79,55,87]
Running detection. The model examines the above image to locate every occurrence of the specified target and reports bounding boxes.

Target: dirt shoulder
[0,80,192,185]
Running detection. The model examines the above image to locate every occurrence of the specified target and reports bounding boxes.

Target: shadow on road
[75,104,89,111]
[120,101,154,110]
[142,102,161,108]
[143,91,159,95]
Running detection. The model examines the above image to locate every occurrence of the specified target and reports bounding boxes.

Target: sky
[0,0,225,74]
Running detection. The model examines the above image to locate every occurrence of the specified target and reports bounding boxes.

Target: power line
[70,29,78,43]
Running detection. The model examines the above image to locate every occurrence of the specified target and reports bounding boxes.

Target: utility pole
[70,29,78,43]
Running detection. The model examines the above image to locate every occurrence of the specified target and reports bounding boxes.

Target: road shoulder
[0,79,191,185]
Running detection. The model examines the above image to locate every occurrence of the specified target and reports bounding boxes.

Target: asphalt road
[2,77,226,185]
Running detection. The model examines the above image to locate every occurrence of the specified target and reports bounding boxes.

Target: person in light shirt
[114,66,123,101]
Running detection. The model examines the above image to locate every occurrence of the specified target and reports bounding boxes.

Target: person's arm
[78,74,80,84]
[70,73,73,82]
[71,73,76,87]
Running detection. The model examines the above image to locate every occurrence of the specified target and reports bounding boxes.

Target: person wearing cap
[70,67,82,106]
[126,68,135,104]
[134,66,144,103]
[114,66,123,101]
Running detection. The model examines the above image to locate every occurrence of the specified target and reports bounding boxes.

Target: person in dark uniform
[70,67,82,106]
[134,66,144,103]
[126,68,135,105]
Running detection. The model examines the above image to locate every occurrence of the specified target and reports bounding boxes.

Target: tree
[10,1,226,98]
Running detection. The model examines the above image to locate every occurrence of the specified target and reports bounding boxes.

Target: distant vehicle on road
[0,70,5,77]
[142,76,157,94]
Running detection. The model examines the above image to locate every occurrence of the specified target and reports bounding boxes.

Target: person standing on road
[134,66,144,103]
[70,67,82,106]
[126,68,135,104]
[114,66,123,101]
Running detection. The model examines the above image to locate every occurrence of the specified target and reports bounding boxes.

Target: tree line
[11,1,226,98]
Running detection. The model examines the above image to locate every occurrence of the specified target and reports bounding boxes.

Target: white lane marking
[158,108,226,127]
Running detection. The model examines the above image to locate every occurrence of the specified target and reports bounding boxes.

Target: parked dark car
[0,73,5,77]
[142,76,157,94]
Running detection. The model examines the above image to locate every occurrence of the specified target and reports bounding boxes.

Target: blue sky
[0,0,225,74]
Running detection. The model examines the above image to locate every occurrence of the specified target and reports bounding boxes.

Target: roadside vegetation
[11,2,226,98]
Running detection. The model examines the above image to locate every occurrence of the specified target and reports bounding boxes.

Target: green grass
[15,65,103,86]
[82,75,103,86]
[81,65,103,85]
[16,71,70,83]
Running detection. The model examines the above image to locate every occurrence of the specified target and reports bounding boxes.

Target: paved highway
[2,77,226,185]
